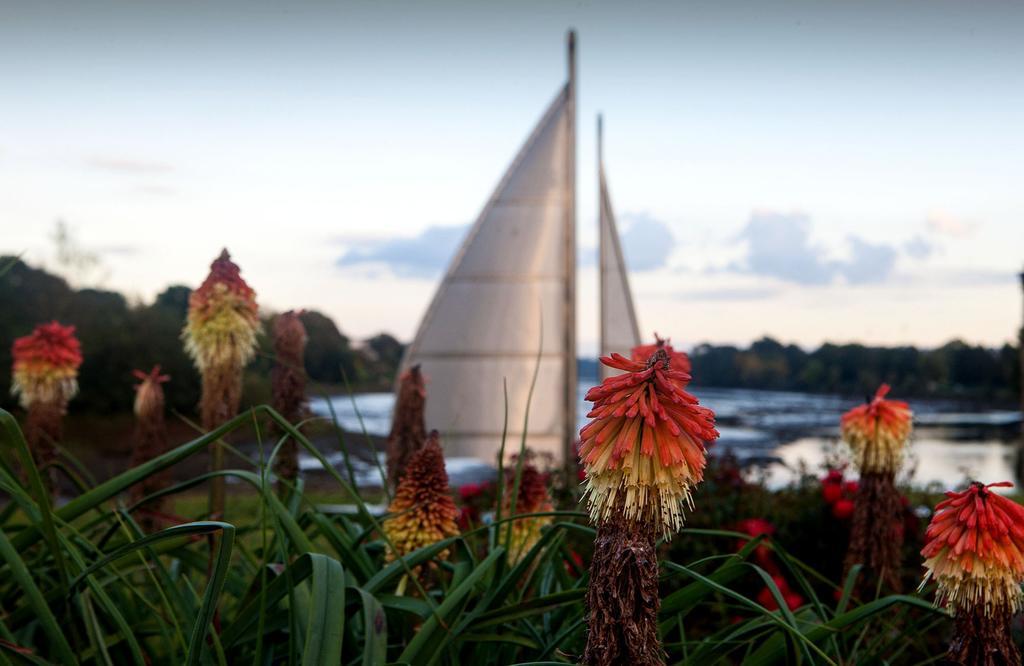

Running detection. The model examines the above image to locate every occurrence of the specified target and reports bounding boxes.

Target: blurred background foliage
[0,256,405,414]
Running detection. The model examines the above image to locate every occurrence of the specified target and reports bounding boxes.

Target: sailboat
[399,31,641,464]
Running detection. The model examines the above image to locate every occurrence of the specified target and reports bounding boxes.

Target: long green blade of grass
[301,555,345,666]
[0,527,78,666]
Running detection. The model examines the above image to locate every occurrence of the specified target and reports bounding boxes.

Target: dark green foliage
[365,332,404,368]
[298,309,359,384]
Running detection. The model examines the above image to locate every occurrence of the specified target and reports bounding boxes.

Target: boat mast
[563,29,578,466]
[597,113,605,375]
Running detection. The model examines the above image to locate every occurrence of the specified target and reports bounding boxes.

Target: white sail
[399,33,577,463]
[598,116,642,380]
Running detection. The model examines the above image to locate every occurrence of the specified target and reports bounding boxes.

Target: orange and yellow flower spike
[183,249,260,374]
[840,384,913,474]
[921,481,1024,616]
[384,431,459,568]
[11,321,82,409]
[579,348,719,538]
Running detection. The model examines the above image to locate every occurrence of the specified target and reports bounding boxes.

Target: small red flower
[822,483,843,504]
[843,480,859,495]
[755,580,801,611]
[737,518,775,538]
[784,592,804,610]
[824,469,843,484]
[564,550,585,577]
[832,499,855,520]
[459,483,482,502]
[456,505,478,531]
[757,586,779,611]
[735,518,775,564]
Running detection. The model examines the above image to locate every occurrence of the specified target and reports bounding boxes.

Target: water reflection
[309,385,1021,489]
[759,435,1019,490]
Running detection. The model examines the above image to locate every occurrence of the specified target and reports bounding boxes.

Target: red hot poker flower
[183,249,259,372]
[384,431,459,568]
[579,349,719,538]
[921,481,1024,616]
[841,384,913,473]
[11,321,83,408]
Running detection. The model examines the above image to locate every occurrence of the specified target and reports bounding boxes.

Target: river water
[309,383,1022,490]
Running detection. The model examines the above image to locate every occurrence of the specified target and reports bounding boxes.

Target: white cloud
[726,210,910,286]
[840,237,898,285]
[336,224,465,278]
[619,212,676,271]
[904,235,935,260]
[732,211,838,285]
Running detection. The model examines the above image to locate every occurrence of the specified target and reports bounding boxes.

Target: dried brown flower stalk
[844,471,904,591]
[270,311,308,494]
[583,505,664,666]
[23,402,64,492]
[386,365,427,491]
[947,605,1020,666]
[129,366,171,531]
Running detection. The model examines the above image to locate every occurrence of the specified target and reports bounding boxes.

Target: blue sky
[1,1,1022,352]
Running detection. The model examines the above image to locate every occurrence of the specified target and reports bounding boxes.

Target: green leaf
[745,594,943,665]
[396,548,505,665]
[354,588,387,666]
[468,589,585,629]
[185,524,235,666]
[0,527,77,666]
[0,411,69,584]
[301,555,345,666]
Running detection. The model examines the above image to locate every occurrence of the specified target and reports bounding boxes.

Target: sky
[1,1,1022,354]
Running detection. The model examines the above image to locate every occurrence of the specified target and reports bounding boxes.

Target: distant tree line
[688,337,1021,405]
[0,257,404,415]
[578,337,1021,405]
